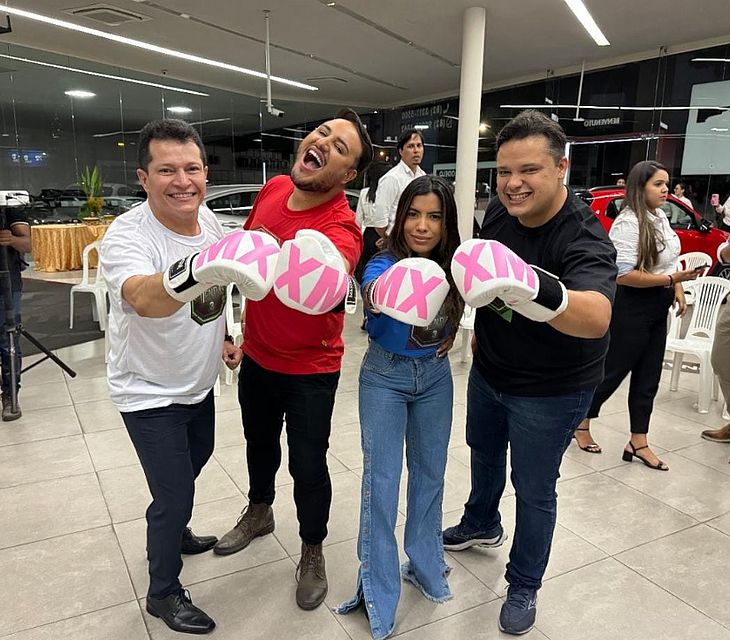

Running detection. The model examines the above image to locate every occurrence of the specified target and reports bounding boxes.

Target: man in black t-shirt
[444,111,617,636]
[0,204,31,421]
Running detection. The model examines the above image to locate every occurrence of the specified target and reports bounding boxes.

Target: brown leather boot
[213,503,274,556]
[295,542,328,610]
[701,423,730,443]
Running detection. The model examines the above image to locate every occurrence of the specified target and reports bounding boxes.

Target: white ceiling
[1,0,730,129]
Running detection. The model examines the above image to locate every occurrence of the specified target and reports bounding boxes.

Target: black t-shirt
[473,189,617,396]
[3,207,29,291]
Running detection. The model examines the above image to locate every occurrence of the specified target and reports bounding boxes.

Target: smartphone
[693,264,710,272]
[711,193,720,207]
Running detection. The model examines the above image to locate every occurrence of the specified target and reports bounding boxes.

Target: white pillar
[454,7,486,244]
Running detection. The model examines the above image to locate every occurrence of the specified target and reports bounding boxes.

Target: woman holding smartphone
[574,161,700,468]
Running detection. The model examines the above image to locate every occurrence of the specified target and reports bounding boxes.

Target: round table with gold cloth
[31,222,112,272]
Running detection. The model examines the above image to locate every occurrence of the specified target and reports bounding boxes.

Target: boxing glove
[366,257,450,327]
[273,229,352,314]
[163,229,281,303]
[451,239,568,322]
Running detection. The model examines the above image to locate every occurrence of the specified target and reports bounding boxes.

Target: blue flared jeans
[462,365,593,589]
[337,341,453,640]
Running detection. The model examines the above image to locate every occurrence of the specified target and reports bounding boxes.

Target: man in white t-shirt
[101,120,247,635]
[374,129,426,234]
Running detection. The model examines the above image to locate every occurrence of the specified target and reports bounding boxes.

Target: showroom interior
[2,1,730,639]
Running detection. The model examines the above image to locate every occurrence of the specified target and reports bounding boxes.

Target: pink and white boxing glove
[366,257,450,327]
[273,229,355,315]
[451,239,568,322]
[163,229,280,303]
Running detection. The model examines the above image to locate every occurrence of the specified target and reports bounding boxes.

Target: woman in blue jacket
[337,175,464,639]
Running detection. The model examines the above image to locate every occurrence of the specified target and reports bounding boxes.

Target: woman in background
[354,162,390,283]
[574,161,699,467]
[714,193,730,232]
[355,162,391,330]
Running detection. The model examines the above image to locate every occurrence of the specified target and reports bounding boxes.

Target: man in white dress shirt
[375,128,426,235]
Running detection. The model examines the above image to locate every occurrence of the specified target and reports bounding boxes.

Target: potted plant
[79,165,104,222]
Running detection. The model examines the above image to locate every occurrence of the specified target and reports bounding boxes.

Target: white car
[204,184,263,230]
[0,190,30,206]
[205,184,361,231]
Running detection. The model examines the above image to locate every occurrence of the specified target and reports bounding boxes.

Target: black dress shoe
[181,527,218,555]
[146,589,215,634]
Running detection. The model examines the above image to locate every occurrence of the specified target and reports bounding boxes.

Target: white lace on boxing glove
[366,257,450,327]
[451,238,568,322]
[273,229,351,314]
[163,230,280,303]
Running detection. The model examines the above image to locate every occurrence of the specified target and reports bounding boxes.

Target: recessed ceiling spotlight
[65,90,96,98]
[167,106,193,114]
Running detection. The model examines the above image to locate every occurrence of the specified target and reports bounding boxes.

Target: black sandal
[622,441,668,471]
[573,426,602,454]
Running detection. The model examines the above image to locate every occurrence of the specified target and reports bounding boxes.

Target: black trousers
[239,355,339,545]
[354,227,382,284]
[588,285,674,434]
[122,390,215,599]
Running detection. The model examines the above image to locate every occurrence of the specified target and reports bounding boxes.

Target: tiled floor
[4,270,730,639]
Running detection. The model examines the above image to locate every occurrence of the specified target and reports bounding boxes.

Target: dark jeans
[588,285,673,434]
[462,366,593,589]
[0,291,22,395]
[239,355,339,545]
[122,390,215,599]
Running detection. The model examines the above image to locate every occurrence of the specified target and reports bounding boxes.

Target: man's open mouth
[303,148,324,170]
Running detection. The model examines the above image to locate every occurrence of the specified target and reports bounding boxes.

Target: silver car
[204,184,263,230]
[206,184,360,230]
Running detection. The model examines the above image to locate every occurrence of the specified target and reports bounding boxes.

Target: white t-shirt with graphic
[101,201,226,412]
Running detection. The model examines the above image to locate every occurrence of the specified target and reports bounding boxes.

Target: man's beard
[290,165,338,194]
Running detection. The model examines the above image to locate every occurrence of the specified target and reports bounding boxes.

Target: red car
[579,186,729,270]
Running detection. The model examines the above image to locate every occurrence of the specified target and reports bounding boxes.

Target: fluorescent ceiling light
[65,89,95,98]
[414,124,429,129]
[0,53,208,96]
[712,127,729,132]
[0,5,318,91]
[167,106,193,114]
[93,117,230,138]
[562,0,610,46]
[571,135,658,145]
[691,58,730,63]
[500,104,729,112]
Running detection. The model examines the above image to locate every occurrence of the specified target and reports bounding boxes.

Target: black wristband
[532,267,565,311]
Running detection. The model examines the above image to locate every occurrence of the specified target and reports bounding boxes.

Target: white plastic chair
[676,251,713,275]
[666,276,730,413]
[69,240,108,330]
[458,304,475,363]
[222,283,245,385]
